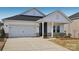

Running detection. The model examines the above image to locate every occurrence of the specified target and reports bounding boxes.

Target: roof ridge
[21,8,45,16]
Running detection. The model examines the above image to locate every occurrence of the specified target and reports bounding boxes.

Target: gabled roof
[69,12,79,20]
[2,8,45,21]
[3,15,43,21]
[21,8,45,17]
[37,11,72,23]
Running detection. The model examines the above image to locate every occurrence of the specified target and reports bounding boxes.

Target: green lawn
[50,38,79,51]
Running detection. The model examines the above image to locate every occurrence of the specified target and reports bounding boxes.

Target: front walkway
[3,37,69,51]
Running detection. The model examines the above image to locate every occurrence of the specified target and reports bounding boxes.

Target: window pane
[57,26,60,33]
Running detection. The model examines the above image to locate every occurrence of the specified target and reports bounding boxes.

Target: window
[53,25,60,33]
[57,26,60,33]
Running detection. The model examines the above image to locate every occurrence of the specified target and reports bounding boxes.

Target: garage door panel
[9,25,36,37]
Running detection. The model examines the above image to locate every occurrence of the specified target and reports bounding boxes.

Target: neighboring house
[64,12,79,38]
[2,8,71,38]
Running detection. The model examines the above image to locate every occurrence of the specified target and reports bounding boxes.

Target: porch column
[51,22,53,37]
[42,22,44,38]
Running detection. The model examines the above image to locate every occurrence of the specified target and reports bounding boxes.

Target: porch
[37,11,71,38]
[39,22,66,38]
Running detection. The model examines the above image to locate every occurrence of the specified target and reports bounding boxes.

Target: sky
[0,7,79,21]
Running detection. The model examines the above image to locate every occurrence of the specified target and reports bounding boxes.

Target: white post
[51,22,53,37]
[42,22,44,38]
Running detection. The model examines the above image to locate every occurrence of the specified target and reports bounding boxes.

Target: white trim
[42,22,44,38]
[51,22,53,37]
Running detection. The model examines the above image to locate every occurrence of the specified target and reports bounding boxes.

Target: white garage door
[9,25,36,37]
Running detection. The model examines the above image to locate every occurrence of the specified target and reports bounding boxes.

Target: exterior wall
[47,22,65,35]
[64,24,70,35]
[60,25,64,33]
[3,20,39,37]
[47,22,51,34]
[64,19,79,38]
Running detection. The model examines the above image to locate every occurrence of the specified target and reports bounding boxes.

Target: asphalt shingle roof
[3,15,44,21]
[69,12,79,20]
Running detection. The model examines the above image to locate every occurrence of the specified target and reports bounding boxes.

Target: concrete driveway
[3,37,69,51]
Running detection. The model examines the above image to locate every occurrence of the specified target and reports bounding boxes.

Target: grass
[50,38,79,51]
[0,38,7,51]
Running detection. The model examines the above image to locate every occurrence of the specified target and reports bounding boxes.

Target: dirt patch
[50,38,79,51]
[0,38,7,51]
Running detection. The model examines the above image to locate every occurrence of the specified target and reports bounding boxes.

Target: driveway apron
[3,38,69,51]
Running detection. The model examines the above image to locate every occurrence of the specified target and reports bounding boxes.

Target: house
[37,11,71,38]
[2,8,71,38]
[64,12,79,38]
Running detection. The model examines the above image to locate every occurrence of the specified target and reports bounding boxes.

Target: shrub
[68,33,72,38]
[0,28,5,38]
